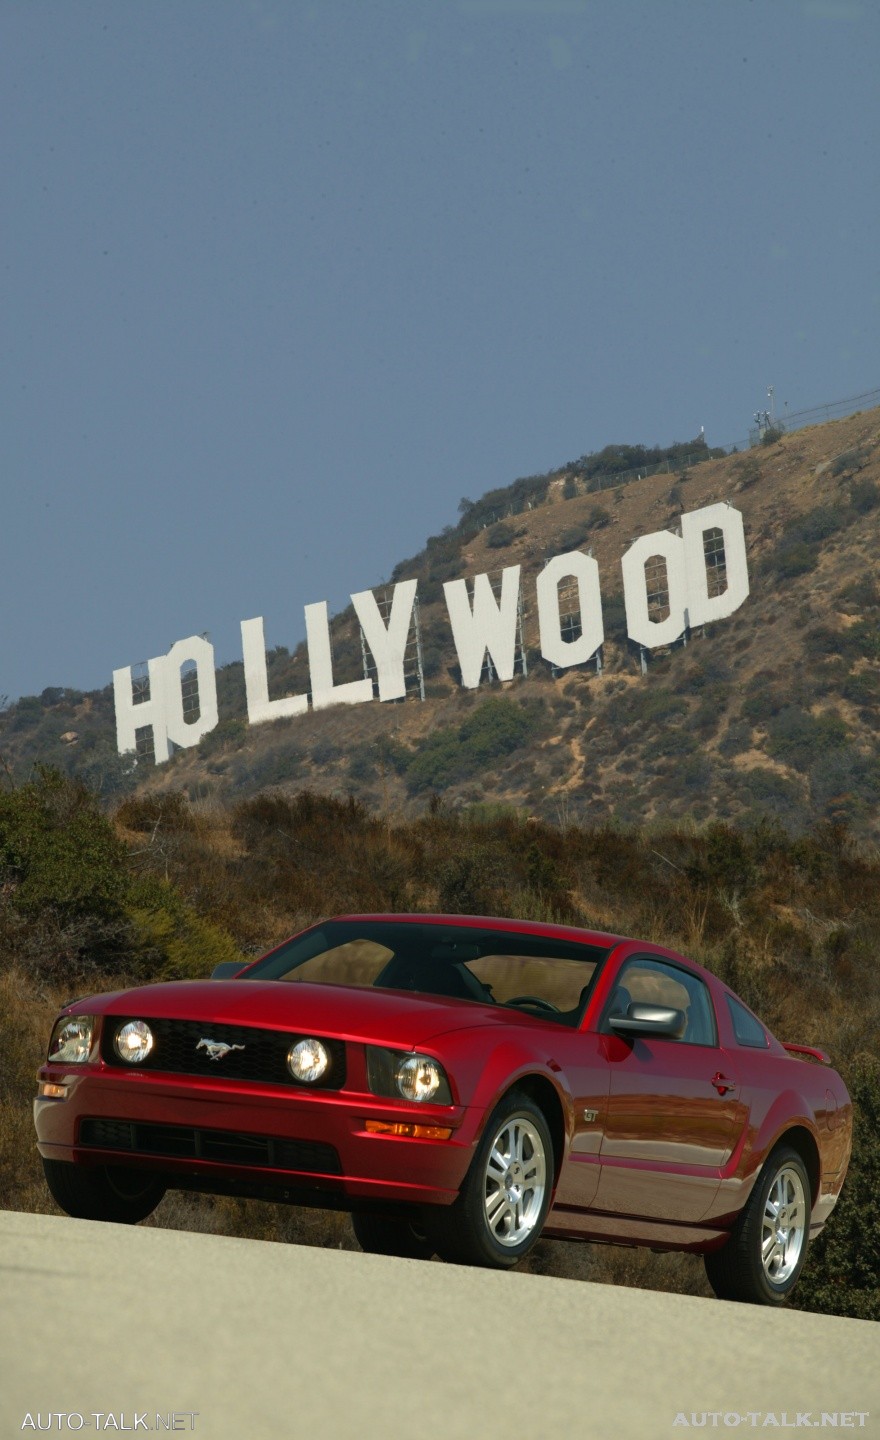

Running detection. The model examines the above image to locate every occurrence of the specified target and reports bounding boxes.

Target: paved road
[1,1210,877,1440]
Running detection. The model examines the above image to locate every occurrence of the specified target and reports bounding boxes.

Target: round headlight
[287,1037,330,1083]
[114,1020,154,1064]
[396,1055,443,1103]
[48,1016,94,1064]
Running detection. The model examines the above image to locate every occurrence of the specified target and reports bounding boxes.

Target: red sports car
[34,913,852,1304]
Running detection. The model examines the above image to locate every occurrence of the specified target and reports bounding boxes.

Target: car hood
[84,979,513,1050]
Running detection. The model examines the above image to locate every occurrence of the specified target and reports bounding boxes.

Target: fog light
[287,1037,330,1083]
[114,1020,154,1064]
[38,1081,68,1099]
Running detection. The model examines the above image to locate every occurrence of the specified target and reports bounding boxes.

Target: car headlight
[367,1047,452,1104]
[287,1037,330,1083]
[113,1020,155,1064]
[48,1016,95,1064]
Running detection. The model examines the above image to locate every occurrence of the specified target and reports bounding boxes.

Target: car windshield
[243,920,609,1026]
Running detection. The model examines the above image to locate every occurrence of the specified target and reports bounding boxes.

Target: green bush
[0,767,127,923]
[486,521,518,549]
[775,541,820,579]
[849,477,880,514]
[792,1059,880,1321]
[406,698,536,793]
[559,524,590,550]
[765,706,848,771]
[128,875,243,981]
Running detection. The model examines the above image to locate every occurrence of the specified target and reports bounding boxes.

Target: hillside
[3,408,879,839]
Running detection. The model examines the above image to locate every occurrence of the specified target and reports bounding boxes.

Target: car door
[593,956,743,1223]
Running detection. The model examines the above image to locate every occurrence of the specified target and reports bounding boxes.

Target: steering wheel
[506,995,561,1013]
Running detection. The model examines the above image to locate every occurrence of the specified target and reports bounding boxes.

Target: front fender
[424,1026,576,1153]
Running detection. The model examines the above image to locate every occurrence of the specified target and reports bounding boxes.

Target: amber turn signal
[365,1120,452,1140]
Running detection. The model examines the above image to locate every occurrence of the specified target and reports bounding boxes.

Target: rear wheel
[351,1212,435,1260]
[42,1159,166,1224]
[704,1146,810,1305]
[428,1090,553,1268]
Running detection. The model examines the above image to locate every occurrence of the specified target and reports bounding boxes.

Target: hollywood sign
[114,501,749,764]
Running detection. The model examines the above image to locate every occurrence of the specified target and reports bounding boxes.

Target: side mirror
[211,960,248,980]
[609,1003,686,1039]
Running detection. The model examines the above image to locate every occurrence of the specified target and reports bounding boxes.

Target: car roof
[326,912,625,949]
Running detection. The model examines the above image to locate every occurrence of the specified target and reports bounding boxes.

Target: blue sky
[2,0,878,701]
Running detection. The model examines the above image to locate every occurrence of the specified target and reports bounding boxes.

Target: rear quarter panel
[705,1046,852,1228]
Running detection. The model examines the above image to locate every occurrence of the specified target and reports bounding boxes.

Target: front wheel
[42,1159,166,1224]
[704,1146,810,1305]
[428,1090,553,1269]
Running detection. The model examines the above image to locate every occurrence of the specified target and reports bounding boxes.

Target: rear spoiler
[783,1042,831,1065]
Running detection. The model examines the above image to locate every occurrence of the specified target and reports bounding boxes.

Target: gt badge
[197,1039,245,1061]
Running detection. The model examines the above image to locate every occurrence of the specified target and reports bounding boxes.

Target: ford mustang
[34,913,852,1304]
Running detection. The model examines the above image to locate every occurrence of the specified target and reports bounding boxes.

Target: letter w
[444,567,521,689]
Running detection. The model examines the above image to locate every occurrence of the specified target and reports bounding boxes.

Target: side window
[726,994,769,1049]
[605,958,717,1046]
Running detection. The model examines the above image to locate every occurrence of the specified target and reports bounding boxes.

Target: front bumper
[34,1061,479,1209]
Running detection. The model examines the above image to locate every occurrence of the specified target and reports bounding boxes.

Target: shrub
[841,672,880,707]
[486,522,518,549]
[199,718,247,756]
[765,706,848,771]
[128,874,243,980]
[844,621,880,662]
[0,767,127,924]
[718,719,752,759]
[559,524,590,550]
[792,1059,880,1321]
[849,477,880,514]
[760,426,784,446]
[586,504,611,530]
[405,698,536,794]
[830,445,870,478]
[774,541,819,579]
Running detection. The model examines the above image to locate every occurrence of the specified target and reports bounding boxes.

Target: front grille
[100,1017,345,1089]
[80,1117,343,1175]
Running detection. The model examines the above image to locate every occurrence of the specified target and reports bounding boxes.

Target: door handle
[711,1072,737,1096]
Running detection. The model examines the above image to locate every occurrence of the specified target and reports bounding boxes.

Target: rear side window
[726,994,769,1049]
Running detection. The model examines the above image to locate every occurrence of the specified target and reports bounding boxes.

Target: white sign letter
[305,601,373,711]
[351,580,418,702]
[163,636,219,749]
[622,530,688,649]
[681,502,749,626]
[241,617,308,725]
[113,655,170,763]
[537,551,604,669]
[444,566,521,688]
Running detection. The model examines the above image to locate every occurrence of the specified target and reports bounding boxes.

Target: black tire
[427,1089,554,1269]
[704,1146,811,1305]
[351,1211,435,1260]
[42,1159,166,1224]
